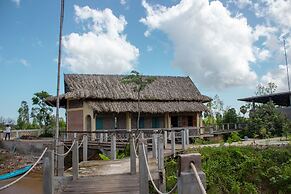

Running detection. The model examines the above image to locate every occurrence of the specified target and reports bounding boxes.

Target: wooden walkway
[61,174,139,194]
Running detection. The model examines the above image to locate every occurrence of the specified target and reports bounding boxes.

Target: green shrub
[227,131,241,143]
[99,153,110,161]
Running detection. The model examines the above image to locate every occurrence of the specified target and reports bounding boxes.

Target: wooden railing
[0,129,43,140]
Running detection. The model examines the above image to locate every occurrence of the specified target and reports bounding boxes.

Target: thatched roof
[48,74,211,101]
[46,74,211,113]
[88,100,208,113]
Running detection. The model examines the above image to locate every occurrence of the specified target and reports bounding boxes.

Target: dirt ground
[0,148,42,175]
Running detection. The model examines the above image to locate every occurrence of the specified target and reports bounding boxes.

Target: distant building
[238,91,291,119]
[47,74,211,132]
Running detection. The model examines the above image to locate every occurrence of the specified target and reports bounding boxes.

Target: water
[0,172,42,194]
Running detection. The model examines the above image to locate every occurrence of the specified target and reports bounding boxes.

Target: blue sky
[0,0,291,120]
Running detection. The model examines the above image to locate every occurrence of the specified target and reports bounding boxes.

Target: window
[139,117,145,128]
[96,117,103,130]
[152,117,160,128]
[188,116,193,127]
[171,116,178,127]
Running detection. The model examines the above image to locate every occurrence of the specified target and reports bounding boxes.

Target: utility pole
[283,36,291,106]
[56,0,65,145]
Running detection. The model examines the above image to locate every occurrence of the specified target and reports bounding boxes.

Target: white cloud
[146,45,153,52]
[232,0,252,9]
[19,59,29,67]
[11,0,20,7]
[140,0,257,89]
[63,5,139,74]
[120,0,127,5]
[261,64,291,92]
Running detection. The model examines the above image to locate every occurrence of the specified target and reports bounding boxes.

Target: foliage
[31,91,53,131]
[255,82,277,96]
[121,71,156,129]
[246,102,289,138]
[203,95,224,126]
[16,101,30,129]
[226,131,241,143]
[223,108,238,124]
[99,153,110,161]
[165,146,291,194]
[0,116,15,131]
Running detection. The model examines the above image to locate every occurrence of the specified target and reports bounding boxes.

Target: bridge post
[57,142,64,176]
[72,138,79,181]
[43,149,54,194]
[182,129,186,150]
[171,130,176,156]
[111,133,116,160]
[152,132,158,159]
[130,133,136,175]
[139,139,149,194]
[83,135,88,161]
[157,134,166,192]
[177,153,206,194]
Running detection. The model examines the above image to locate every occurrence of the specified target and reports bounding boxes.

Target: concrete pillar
[16,131,19,139]
[111,133,116,160]
[157,135,165,192]
[57,142,64,176]
[171,131,176,156]
[182,130,186,150]
[126,112,132,129]
[139,139,149,194]
[227,123,230,130]
[152,133,158,159]
[178,153,206,194]
[43,150,54,194]
[83,135,88,162]
[186,128,190,145]
[130,134,136,175]
[72,140,79,181]
[164,131,168,146]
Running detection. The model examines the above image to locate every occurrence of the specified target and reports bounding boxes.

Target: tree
[247,102,288,138]
[223,108,238,124]
[17,101,30,129]
[31,91,53,132]
[203,95,224,126]
[255,82,277,96]
[121,71,155,130]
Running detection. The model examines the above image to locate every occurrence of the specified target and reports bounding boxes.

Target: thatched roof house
[47,74,211,131]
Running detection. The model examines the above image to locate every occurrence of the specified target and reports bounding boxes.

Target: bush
[165,146,291,194]
[227,132,241,143]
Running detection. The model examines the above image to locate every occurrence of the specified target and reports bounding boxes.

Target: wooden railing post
[72,134,79,181]
[139,139,149,194]
[227,123,230,130]
[43,149,54,194]
[83,135,88,162]
[222,124,225,131]
[178,153,206,194]
[111,133,116,160]
[234,123,237,130]
[57,142,64,176]
[171,131,176,156]
[157,134,165,192]
[152,132,158,159]
[130,133,136,175]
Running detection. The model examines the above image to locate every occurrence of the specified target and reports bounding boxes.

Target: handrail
[190,162,207,194]
[55,140,76,157]
[142,143,177,194]
[0,147,48,191]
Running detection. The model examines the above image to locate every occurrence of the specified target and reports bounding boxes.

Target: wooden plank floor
[61,174,139,194]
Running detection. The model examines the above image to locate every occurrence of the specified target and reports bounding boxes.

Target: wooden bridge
[0,124,244,194]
